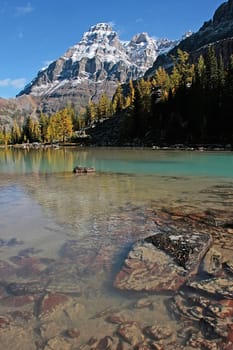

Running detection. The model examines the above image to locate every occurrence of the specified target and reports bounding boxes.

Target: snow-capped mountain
[18,23,177,112]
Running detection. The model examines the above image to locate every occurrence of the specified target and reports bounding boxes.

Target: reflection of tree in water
[0,148,83,173]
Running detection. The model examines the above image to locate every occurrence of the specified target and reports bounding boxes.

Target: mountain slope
[18,23,177,113]
[146,0,233,76]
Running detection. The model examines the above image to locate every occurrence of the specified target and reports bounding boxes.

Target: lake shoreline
[1,142,233,152]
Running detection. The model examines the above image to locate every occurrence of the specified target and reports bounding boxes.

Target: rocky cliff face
[18,23,177,113]
[0,95,39,128]
[146,0,233,76]
[178,0,233,53]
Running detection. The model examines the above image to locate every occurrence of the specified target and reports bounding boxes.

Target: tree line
[0,86,129,145]
[1,46,233,145]
[119,47,233,144]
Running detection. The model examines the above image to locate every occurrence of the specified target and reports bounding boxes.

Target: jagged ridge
[17,23,177,113]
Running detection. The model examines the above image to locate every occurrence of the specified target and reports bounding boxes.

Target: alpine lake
[0,146,233,349]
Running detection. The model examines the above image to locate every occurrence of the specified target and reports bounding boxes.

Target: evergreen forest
[1,46,233,146]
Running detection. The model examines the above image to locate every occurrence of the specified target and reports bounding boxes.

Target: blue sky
[0,0,224,98]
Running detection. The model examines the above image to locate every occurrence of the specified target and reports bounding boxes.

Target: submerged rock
[6,281,44,296]
[169,290,233,346]
[117,321,145,346]
[144,324,173,341]
[114,230,212,292]
[188,277,233,299]
[38,293,71,319]
[201,247,222,276]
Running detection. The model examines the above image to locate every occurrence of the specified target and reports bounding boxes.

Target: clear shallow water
[0,147,233,348]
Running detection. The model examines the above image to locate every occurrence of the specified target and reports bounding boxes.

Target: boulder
[73,166,95,174]
[114,230,212,292]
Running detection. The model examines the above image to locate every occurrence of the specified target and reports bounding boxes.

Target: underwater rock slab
[114,231,212,292]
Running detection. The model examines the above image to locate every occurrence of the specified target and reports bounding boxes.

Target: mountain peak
[18,22,178,112]
[88,22,114,33]
[131,32,151,44]
[78,22,119,49]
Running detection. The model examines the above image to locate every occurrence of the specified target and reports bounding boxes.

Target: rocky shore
[0,198,233,349]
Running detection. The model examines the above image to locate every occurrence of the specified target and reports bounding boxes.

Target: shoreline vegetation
[0,142,232,152]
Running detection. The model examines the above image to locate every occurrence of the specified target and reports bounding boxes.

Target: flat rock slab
[114,231,212,292]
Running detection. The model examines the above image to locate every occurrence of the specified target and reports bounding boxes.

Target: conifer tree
[195,55,205,87]
[154,67,170,100]
[204,46,218,90]
[98,93,110,119]
[40,113,49,143]
[128,79,135,105]
[218,54,225,89]
[11,120,22,144]
[112,84,124,114]
[171,49,194,89]
[59,108,73,142]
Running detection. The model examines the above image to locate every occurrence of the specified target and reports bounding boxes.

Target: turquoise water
[1,147,233,177]
[0,147,232,348]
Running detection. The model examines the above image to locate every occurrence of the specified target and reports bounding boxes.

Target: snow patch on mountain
[19,22,178,99]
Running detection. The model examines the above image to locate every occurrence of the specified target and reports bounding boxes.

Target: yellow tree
[2,127,10,146]
[98,93,111,119]
[59,108,73,142]
[112,84,125,114]
[86,100,97,124]
[11,120,22,144]
[153,67,170,100]
[31,119,41,141]
[171,49,194,91]
[46,114,58,143]
[125,79,135,108]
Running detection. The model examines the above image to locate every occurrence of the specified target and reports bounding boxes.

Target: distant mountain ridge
[17,23,177,113]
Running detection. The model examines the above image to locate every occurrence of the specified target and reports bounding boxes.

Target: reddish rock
[115,229,212,292]
[218,300,233,318]
[150,344,165,350]
[10,256,46,277]
[144,325,172,341]
[227,324,233,342]
[187,334,220,350]
[39,293,70,317]
[0,315,12,328]
[223,342,233,350]
[0,295,38,307]
[95,336,113,349]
